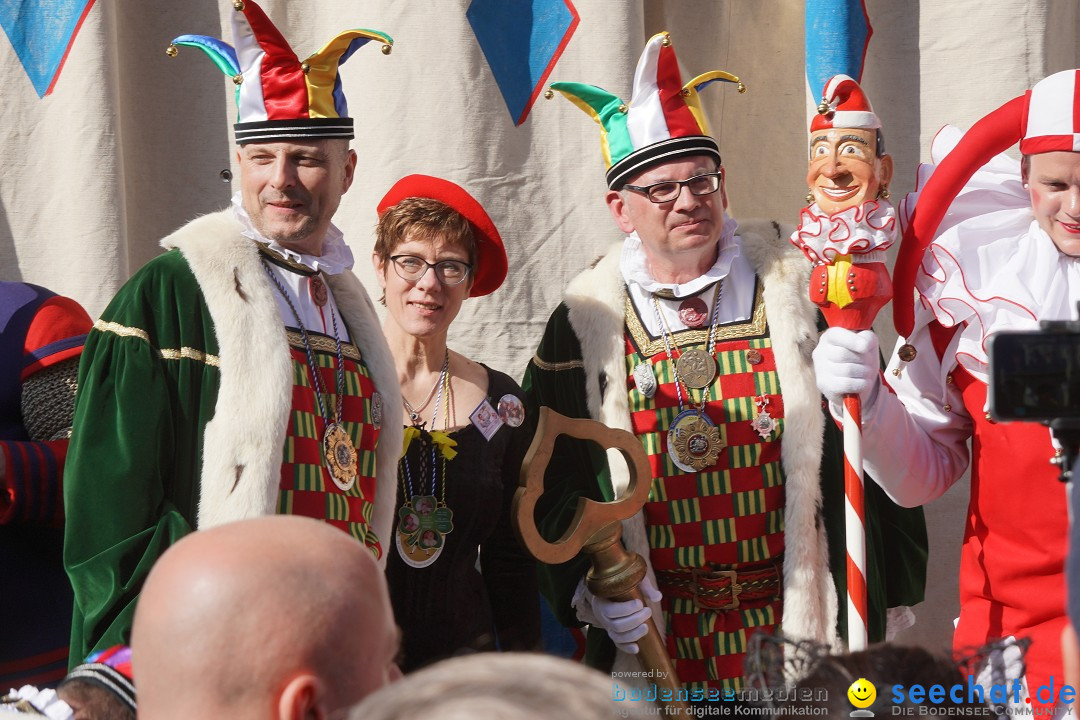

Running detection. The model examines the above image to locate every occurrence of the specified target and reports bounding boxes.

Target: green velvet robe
[63,210,403,663]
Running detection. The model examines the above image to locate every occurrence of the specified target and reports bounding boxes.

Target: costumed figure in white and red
[815,68,1080,701]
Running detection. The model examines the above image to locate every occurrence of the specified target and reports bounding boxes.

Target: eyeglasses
[389,255,473,286]
[623,171,723,204]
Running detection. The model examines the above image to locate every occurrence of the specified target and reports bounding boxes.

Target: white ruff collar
[620,213,740,297]
[910,127,1080,382]
[231,193,353,275]
[790,200,897,265]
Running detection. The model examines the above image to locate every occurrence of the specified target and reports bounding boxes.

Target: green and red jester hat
[548,31,745,189]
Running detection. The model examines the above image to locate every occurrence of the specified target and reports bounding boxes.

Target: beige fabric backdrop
[2,0,1078,652]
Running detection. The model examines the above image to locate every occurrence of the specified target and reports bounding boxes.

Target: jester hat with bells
[549,32,745,190]
[167,0,392,144]
[812,74,881,134]
[893,68,1080,336]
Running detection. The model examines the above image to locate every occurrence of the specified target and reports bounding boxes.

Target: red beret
[377,175,508,297]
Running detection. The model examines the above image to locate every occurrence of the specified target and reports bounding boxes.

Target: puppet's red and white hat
[811,74,880,132]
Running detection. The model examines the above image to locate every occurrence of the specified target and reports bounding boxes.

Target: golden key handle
[514,407,651,563]
[513,407,687,714]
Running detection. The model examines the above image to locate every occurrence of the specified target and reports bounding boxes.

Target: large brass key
[514,407,687,713]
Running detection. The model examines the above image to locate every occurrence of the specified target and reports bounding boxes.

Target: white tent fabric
[1,0,1078,651]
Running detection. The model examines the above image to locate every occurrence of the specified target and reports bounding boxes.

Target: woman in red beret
[374,175,540,671]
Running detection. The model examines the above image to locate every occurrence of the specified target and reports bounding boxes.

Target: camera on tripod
[988,310,1080,482]
[989,322,1080,423]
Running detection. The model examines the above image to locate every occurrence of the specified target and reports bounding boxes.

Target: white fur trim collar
[561,219,838,669]
[161,210,401,565]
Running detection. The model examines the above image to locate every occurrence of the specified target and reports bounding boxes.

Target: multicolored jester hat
[166,0,392,145]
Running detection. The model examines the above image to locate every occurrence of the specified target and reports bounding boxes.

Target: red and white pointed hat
[1021,68,1080,154]
[811,74,880,132]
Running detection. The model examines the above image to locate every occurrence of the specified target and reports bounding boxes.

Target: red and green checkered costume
[64,210,402,662]
[523,226,928,689]
[626,322,785,692]
[279,340,381,556]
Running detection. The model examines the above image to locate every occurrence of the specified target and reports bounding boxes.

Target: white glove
[586,576,663,655]
[813,327,881,413]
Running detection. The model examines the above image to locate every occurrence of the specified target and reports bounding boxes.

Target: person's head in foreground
[131,515,399,720]
[347,652,653,720]
[57,645,136,720]
[748,634,998,719]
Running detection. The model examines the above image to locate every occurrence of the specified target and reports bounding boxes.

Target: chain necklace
[396,352,455,568]
[651,280,724,409]
[402,350,450,427]
[262,260,358,492]
[650,281,725,473]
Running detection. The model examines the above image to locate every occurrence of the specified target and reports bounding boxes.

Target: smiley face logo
[847,678,877,709]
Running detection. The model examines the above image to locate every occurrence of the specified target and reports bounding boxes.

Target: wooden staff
[513,407,687,714]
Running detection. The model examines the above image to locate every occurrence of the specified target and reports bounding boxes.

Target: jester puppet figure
[815,69,1080,700]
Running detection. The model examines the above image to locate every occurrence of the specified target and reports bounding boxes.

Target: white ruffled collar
[231,193,353,275]
[911,128,1080,381]
[620,213,740,297]
[790,200,897,265]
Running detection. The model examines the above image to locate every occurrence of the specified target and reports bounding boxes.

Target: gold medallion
[667,410,724,472]
[323,422,357,492]
[677,348,717,389]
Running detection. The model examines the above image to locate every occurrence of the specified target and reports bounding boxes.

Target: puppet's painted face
[807,127,891,216]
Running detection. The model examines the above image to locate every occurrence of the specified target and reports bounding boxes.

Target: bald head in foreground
[132,516,400,720]
[349,652,654,720]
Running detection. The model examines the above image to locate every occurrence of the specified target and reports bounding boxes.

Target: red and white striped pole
[805,257,892,652]
[842,393,868,650]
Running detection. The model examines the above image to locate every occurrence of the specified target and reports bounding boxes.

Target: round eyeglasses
[389,255,473,286]
[623,171,723,204]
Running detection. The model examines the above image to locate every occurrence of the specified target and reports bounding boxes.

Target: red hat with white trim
[893,68,1080,335]
[811,74,880,132]
[167,0,393,145]
[377,175,508,298]
[1021,68,1080,154]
